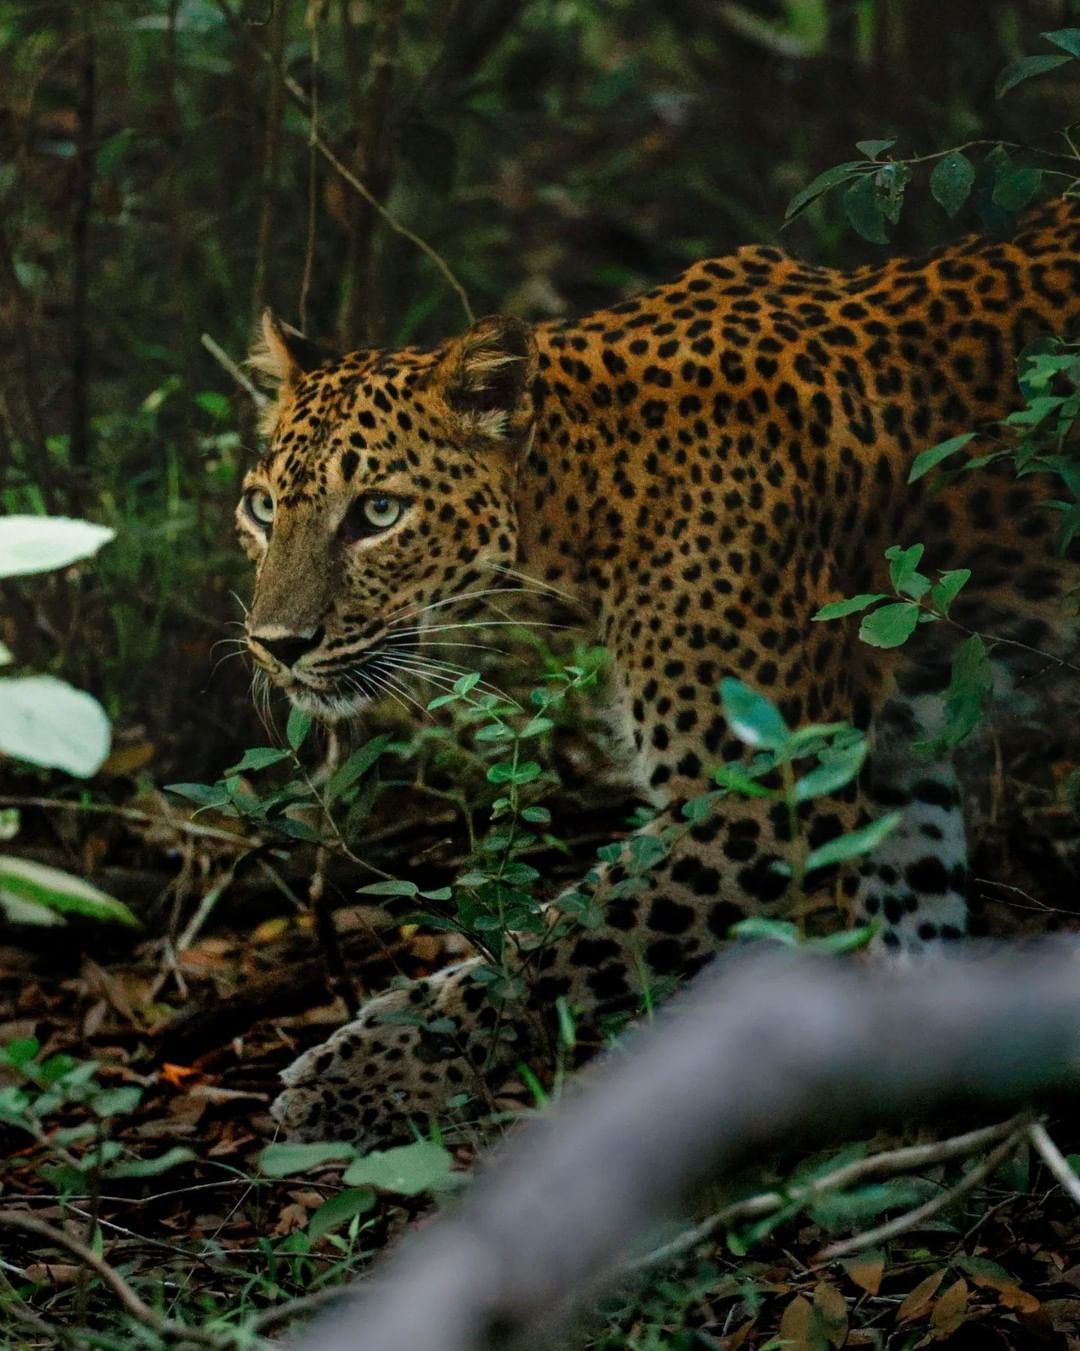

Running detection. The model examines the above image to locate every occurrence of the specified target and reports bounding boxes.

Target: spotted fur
[238,201,1080,1144]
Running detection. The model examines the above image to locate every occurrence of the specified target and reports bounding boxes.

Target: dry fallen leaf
[930,1276,969,1339]
[897,1269,946,1324]
[813,1280,850,1348]
[842,1248,885,1296]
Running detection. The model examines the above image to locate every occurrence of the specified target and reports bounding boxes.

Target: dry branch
[293,941,1080,1351]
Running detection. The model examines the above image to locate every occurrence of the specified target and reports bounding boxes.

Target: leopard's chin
[286,679,373,722]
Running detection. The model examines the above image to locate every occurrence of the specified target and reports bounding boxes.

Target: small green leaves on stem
[930,152,976,217]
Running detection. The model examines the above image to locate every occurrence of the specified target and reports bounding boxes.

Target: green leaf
[730,917,800,946]
[794,739,867,801]
[873,161,911,224]
[930,569,971,614]
[720,678,789,750]
[343,1141,455,1196]
[164,781,231,809]
[884,543,924,591]
[0,515,115,579]
[474,722,514,742]
[804,812,901,872]
[924,634,993,750]
[859,602,920,649]
[854,138,896,159]
[908,432,976,483]
[0,856,139,928]
[3,1037,40,1069]
[843,175,889,243]
[0,675,111,778]
[995,53,1071,99]
[930,151,975,217]
[813,593,887,621]
[326,735,392,801]
[713,764,773,798]
[104,1146,197,1179]
[992,165,1043,212]
[287,706,312,750]
[308,1188,376,1241]
[1042,27,1080,59]
[91,1086,142,1117]
[784,161,868,222]
[357,879,419,898]
[259,1141,357,1177]
[228,747,291,774]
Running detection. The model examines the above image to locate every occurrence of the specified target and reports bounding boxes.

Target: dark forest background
[2,0,1078,779]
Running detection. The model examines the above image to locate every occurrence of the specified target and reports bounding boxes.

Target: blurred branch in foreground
[295,941,1080,1351]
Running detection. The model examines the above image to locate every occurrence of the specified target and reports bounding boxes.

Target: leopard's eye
[362,495,402,530]
[244,487,275,529]
[343,494,404,541]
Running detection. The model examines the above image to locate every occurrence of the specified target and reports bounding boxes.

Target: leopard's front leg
[271,786,845,1145]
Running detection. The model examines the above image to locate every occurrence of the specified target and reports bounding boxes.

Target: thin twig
[200,333,269,410]
[309,727,360,1015]
[0,1210,227,1347]
[0,795,258,850]
[1028,1121,1080,1205]
[211,0,474,324]
[624,1115,1027,1274]
[815,1124,1030,1261]
[249,1284,356,1335]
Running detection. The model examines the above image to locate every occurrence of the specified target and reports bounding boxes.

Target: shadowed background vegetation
[2,0,1078,779]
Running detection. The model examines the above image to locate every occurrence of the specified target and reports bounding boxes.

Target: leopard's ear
[439,315,538,445]
[249,310,335,435]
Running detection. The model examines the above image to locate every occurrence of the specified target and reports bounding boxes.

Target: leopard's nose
[251,627,325,669]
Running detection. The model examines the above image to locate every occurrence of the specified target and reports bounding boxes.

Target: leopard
[237,197,1080,1145]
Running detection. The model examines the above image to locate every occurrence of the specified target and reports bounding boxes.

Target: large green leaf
[0,516,115,579]
[720,678,789,750]
[929,152,975,217]
[0,676,111,777]
[0,856,139,927]
[259,1141,358,1177]
[995,53,1070,99]
[858,603,920,649]
[343,1140,455,1196]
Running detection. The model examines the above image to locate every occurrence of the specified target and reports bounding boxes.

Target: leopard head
[238,309,538,719]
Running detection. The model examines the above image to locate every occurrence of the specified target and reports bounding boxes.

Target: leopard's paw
[270,967,490,1145]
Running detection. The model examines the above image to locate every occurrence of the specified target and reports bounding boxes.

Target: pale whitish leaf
[0,855,138,927]
[259,1141,357,1177]
[0,515,114,579]
[804,812,901,872]
[0,640,11,667]
[0,892,64,926]
[813,593,887,621]
[859,602,920,649]
[995,53,1071,99]
[930,151,975,217]
[908,432,976,482]
[343,1141,455,1196]
[0,675,111,777]
[720,678,789,749]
